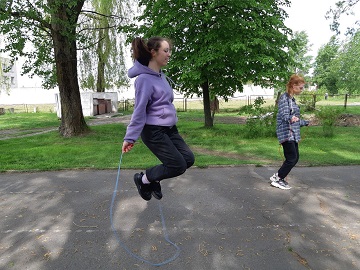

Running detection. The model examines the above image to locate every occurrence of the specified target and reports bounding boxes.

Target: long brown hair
[286,74,305,94]
[131,36,172,66]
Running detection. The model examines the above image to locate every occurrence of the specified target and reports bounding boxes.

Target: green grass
[341,105,360,114]
[0,112,60,130]
[0,109,359,172]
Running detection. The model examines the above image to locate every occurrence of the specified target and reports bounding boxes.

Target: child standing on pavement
[270,74,309,190]
[122,36,195,201]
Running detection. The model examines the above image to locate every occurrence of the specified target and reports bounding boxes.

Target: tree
[130,0,294,127]
[336,30,360,94]
[0,0,88,137]
[78,0,131,92]
[326,0,360,36]
[287,31,313,76]
[312,36,340,94]
[0,1,130,136]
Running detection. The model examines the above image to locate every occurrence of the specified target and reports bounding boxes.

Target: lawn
[0,107,359,172]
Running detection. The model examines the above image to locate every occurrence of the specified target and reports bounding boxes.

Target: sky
[284,0,360,58]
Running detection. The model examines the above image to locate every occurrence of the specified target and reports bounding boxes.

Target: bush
[240,97,277,138]
[315,106,343,137]
[298,90,323,111]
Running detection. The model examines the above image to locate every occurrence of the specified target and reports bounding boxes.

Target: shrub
[240,97,277,138]
[315,106,343,137]
[298,90,322,111]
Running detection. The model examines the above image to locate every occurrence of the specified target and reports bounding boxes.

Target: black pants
[141,125,195,182]
[278,141,299,179]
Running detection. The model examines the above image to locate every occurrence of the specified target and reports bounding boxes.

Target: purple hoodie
[124,60,178,143]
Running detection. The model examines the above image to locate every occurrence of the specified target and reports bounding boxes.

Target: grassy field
[0,105,359,172]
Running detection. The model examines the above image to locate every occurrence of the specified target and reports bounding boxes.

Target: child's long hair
[131,37,172,66]
[286,74,305,94]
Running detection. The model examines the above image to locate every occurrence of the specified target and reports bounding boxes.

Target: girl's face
[292,83,305,95]
[152,41,171,67]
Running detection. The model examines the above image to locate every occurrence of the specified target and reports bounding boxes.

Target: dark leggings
[141,125,195,182]
[278,141,299,179]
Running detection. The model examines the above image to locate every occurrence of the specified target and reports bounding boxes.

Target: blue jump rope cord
[110,152,181,267]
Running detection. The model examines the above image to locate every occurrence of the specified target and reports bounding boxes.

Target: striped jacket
[276,93,307,143]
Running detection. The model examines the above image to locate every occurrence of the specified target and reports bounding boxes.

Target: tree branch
[77,24,119,34]
[81,9,125,21]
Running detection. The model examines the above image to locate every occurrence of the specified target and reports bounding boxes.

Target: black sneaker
[134,172,152,201]
[150,181,162,200]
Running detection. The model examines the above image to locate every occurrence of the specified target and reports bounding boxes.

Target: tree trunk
[50,1,89,137]
[96,28,105,92]
[202,81,213,127]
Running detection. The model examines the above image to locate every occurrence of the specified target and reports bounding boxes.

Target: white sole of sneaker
[270,181,291,190]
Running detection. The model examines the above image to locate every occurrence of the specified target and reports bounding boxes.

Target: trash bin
[93,99,99,115]
[98,99,106,114]
[106,99,112,113]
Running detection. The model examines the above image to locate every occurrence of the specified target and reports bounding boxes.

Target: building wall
[0,87,59,104]
[55,92,118,118]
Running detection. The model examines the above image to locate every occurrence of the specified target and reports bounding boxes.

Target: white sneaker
[271,179,291,190]
[270,173,280,182]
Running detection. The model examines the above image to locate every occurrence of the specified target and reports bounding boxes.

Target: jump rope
[109,152,180,267]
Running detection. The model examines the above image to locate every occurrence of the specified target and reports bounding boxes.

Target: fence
[0,103,56,114]
[1,94,359,114]
[118,95,275,112]
[117,94,360,112]
[301,93,360,109]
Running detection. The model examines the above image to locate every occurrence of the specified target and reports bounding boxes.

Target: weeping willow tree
[78,0,133,92]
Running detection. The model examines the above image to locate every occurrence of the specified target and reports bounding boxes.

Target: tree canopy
[326,0,360,36]
[335,30,360,94]
[78,0,131,92]
[313,30,360,95]
[129,0,294,126]
[287,31,313,76]
[314,0,360,94]
[0,0,90,137]
[313,36,340,94]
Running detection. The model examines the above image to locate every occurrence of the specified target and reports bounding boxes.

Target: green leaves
[313,36,340,94]
[0,1,68,89]
[78,0,131,92]
[288,31,313,76]
[0,0,131,91]
[335,30,360,94]
[326,0,359,35]
[131,0,293,99]
[313,29,360,95]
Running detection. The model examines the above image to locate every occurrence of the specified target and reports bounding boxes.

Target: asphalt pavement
[1,165,359,270]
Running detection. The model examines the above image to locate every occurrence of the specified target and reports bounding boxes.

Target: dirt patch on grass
[304,113,360,127]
